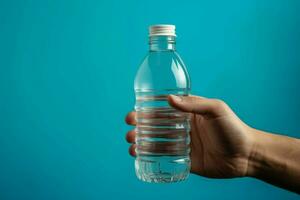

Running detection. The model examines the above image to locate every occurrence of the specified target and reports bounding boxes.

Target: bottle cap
[149,24,176,37]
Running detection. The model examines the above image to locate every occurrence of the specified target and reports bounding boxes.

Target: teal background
[0,0,299,199]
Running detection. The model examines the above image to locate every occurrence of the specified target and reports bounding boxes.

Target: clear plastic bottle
[134,25,191,183]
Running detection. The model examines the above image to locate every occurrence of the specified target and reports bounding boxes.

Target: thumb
[168,95,229,117]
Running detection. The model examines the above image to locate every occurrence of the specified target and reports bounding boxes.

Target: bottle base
[135,156,190,183]
[136,171,189,183]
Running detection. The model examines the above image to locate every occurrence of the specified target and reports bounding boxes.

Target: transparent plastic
[134,35,191,183]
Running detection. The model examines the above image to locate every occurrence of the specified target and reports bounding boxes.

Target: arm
[248,128,300,193]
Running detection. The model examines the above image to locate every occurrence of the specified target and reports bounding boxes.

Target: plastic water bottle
[134,25,191,183]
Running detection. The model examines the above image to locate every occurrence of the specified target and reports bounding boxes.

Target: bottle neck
[149,36,176,51]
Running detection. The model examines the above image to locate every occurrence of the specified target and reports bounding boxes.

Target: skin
[125,95,300,194]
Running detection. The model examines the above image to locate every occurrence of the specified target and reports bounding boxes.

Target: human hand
[125,95,254,178]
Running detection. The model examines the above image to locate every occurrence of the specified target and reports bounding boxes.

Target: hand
[125,95,254,178]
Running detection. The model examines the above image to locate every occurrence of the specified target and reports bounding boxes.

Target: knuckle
[125,115,131,124]
[129,145,136,156]
[126,130,136,143]
[212,99,228,110]
[125,132,131,142]
[126,111,134,118]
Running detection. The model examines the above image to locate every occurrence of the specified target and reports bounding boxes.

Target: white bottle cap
[149,24,176,37]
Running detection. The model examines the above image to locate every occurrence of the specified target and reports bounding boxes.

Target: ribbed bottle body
[134,49,191,183]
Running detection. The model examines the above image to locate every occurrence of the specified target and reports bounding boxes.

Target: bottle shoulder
[134,51,191,91]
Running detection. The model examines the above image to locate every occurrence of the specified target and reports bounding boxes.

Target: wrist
[244,128,300,193]
[245,128,289,179]
[245,127,266,178]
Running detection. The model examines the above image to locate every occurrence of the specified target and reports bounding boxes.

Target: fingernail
[170,95,183,102]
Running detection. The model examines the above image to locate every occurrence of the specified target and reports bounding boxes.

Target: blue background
[0,0,299,199]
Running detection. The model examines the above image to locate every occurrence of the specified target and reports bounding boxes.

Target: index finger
[125,111,136,125]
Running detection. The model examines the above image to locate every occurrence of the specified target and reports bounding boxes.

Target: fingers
[125,111,136,125]
[129,144,136,157]
[126,130,136,143]
[126,111,136,157]
[126,129,136,157]
[126,130,136,157]
[168,95,231,118]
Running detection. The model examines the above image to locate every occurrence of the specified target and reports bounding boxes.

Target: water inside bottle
[134,89,191,183]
